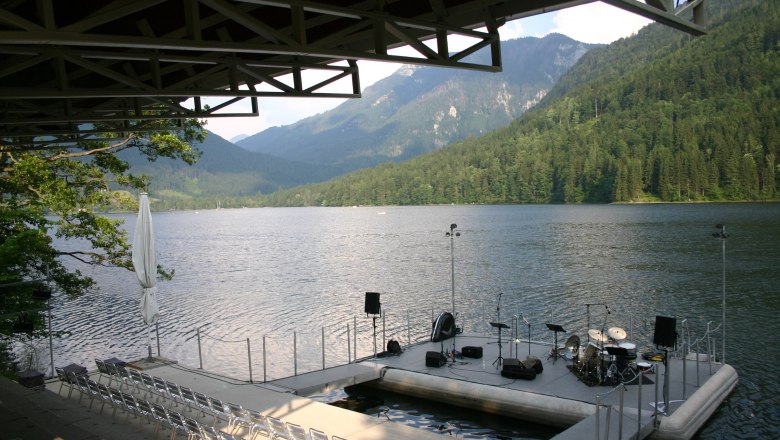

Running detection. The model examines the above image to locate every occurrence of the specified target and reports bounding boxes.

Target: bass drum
[581,342,602,370]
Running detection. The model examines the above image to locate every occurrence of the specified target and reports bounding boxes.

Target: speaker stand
[371,315,378,358]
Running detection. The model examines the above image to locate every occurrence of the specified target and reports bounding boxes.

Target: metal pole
[721,226,726,365]
[654,364,660,426]
[707,321,712,377]
[619,385,625,440]
[294,331,298,376]
[322,326,326,370]
[382,312,386,353]
[347,324,351,363]
[263,335,267,383]
[156,322,161,356]
[48,298,54,377]
[247,338,253,383]
[407,310,411,347]
[510,316,515,358]
[197,327,203,369]
[682,320,687,400]
[353,316,357,361]
[638,371,643,438]
[663,353,670,415]
[696,337,701,386]
[595,396,601,439]
[450,228,455,316]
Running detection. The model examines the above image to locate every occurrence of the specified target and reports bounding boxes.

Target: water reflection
[36,203,780,439]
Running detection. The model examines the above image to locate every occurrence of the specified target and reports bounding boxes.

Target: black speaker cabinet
[462,346,483,359]
[425,351,447,368]
[522,357,544,374]
[653,315,677,347]
[364,291,381,315]
[501,359,537,380]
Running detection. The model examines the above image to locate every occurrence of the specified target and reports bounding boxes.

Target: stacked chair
[51,358,349,440]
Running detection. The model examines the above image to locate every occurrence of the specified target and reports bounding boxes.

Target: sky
[202,3,652,142]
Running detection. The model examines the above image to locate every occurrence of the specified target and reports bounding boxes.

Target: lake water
[37,203,780,439]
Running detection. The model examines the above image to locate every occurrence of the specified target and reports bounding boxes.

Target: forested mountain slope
[237,34,596,171]
[260,0,779,206]
[121,131,341,209]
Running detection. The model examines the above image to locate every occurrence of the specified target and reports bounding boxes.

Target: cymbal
[588,329,608,342]
[608,327,627,340]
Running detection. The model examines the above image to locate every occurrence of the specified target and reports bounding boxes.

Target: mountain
[258,0,779,206]
[230,134,250,143]
[121,131,342,209]
[237,34,597,171]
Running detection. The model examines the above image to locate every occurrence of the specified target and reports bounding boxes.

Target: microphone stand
[598,304,611,383]
[521,314,531,358]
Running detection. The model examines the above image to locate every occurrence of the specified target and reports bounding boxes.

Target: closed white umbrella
[132,192,159,360]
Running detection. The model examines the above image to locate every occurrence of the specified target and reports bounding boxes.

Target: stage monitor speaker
[501,359,537,380]
[365,292,381,315]
[653,315,677,347]
[426,351,447,368]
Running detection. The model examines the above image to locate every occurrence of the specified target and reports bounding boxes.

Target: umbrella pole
[147,325,153,361]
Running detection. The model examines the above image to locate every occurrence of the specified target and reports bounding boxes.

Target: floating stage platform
[268,333,737,439]
[10,332,736,439]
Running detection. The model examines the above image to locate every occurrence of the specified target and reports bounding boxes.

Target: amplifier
[462,346,483,358]
[425,351,447,368]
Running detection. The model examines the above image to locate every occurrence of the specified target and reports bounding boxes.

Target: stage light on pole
[712,224,728,364]
[445,223,460,317]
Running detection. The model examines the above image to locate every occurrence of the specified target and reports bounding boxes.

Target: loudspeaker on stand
[653,315,677,347]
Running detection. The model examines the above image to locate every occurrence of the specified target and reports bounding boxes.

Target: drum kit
[576,326,639,385]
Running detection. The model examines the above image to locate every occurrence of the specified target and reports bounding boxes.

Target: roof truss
[0,0,706,144]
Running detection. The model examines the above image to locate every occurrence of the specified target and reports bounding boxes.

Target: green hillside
[260,0,779,206]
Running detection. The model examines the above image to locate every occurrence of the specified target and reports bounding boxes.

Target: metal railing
[592,318,722,440]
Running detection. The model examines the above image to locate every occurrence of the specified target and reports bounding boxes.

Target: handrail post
[347,324,351,363]
[156,322,161,356]
[696,336,701,386]
[638,372,643,438]
[654,366,660,427]
[619,384,625,440]
[407,309,411,347]
[197,327,203,369]
[294,331,298,376]
[247,338,253,383]
[382,311,386,353]
[353,316,357,361]
[262,335,267,383]
[682,345,687,400]
[322,326,326,370]
[595,395,601,439]
[707,321,713,376]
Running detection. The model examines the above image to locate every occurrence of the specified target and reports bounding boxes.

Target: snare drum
[637,361,654,373]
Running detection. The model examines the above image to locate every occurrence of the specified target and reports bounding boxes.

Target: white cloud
[551,3,652,44]
[204,4,651,141]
